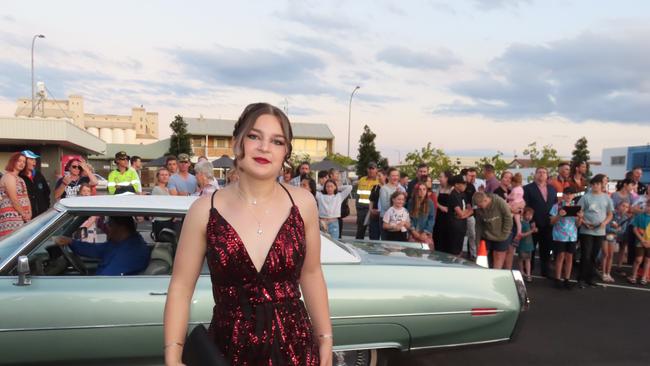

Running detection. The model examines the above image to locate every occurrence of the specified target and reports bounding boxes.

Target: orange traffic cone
[476,240,488,268]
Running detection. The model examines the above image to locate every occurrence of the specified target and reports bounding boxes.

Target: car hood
[341,239,480,268]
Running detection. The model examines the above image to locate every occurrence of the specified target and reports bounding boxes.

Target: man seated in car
[54,216,150,276]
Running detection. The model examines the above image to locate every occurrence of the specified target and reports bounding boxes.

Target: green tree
[326,153,356,169]
[475,151,509,177]
[571,137,590,166]
[167,115,192,157]
[355,125,386,176]
[522,142,561,174]
[403,142,456,178]
[288,152,311,171]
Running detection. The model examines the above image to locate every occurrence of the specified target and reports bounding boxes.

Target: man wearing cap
[108,151,141,195]
[355,162,380,239]
[168,153,198,196]
[19,150,51,218]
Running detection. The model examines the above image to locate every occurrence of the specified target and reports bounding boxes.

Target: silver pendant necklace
[236,183,275,235]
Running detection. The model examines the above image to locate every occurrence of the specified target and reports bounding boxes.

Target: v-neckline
[215,206,296,275]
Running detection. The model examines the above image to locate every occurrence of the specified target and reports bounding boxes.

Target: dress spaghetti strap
[278,183,296,206]
[210,188,218,211]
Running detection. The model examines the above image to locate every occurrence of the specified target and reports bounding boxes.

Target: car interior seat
[140,228,177,275]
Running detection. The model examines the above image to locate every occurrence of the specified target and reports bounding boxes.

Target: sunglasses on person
[70,165,81,169]
[116,157,128,161]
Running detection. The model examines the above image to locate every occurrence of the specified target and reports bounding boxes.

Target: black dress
[433,190,451,253]
[445,190,468,256]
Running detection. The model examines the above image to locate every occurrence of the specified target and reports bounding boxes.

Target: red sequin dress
[206,185,320,366]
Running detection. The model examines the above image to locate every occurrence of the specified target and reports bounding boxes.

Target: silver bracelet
[318,334,333,339]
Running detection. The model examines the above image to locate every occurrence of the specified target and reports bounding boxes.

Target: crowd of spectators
[350,161,650,289]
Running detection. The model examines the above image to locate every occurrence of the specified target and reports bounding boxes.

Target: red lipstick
[253,157,271,164]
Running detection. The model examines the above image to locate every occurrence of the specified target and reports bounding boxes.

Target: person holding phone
[550,187,582,289]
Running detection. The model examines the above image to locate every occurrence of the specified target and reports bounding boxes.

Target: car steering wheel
[61,245,88,275]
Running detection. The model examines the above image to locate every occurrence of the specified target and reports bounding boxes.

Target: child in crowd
[76,184,98,242]
[550,187,581,288]
[508,173,526,242]
[606,201,631,282]
[299,174,317,197]
[517,207,536,282]
[315,179,353,238]
[629,202,650,285]
[382,191,411,242]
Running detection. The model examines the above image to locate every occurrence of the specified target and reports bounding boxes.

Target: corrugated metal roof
[185,117,334,139]
[88,138,171,160]
[0,116,106,154]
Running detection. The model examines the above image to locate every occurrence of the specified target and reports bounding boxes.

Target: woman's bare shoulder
[281,183,316,209]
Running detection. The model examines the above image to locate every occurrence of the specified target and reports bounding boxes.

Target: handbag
[182,324,230,366]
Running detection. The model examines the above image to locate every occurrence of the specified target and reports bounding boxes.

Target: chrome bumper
[511,270,530,311]
[509,270,529,342]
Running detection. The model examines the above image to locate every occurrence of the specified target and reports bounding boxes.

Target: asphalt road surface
[397,272,650,365]
[341,219,650,365]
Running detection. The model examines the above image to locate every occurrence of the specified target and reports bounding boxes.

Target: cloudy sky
[2,0,650,163]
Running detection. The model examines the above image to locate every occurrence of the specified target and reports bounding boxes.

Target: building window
[293,139,305,150]
[192,137,205,147]
[305,139,317,150]
[611,156,625,166]
[215,138,227,148]
[317,140,327,151]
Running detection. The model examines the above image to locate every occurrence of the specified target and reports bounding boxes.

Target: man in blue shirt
[168,153,198,196]
[55,216,150,276]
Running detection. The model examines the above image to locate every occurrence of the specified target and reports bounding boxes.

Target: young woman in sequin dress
[164,103,332,366]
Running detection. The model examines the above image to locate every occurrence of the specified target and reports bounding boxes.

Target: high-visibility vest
[356,176,379,207]
[107,168,141,194]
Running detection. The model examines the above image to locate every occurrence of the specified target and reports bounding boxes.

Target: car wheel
[332,349,398,366]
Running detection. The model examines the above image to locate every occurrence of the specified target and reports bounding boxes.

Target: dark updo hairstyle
[232,103,293,170]
[615,178,634,192]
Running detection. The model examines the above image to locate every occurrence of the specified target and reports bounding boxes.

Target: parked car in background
[0,195,528,365]
[94,173,108,190]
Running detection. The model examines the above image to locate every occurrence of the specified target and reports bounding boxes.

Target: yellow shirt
[356,176,380,207]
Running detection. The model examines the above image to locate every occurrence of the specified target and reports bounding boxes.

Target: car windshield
[0,209,61,262]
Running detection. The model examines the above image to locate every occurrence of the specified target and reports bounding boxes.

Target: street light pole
[347,85,360,158]
[31,34,45,117]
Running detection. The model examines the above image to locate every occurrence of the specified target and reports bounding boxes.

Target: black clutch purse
[182,324,230,366]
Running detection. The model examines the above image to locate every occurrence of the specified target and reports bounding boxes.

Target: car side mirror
[14,255,32,286]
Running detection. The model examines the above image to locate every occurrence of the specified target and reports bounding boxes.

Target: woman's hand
[54,236,72,246]
[319,341,333,366]
[20,211,31,222]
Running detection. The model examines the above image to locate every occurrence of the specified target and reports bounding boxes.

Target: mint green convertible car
[0,195,528,365]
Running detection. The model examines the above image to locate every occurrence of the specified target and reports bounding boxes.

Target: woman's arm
[338,185,353,197]
[296,189,333,366]
[80,162,98,187]
[163,197,210,366]
[54,178,68,200]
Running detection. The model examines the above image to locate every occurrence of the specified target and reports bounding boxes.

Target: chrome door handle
[149,291,168,296]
